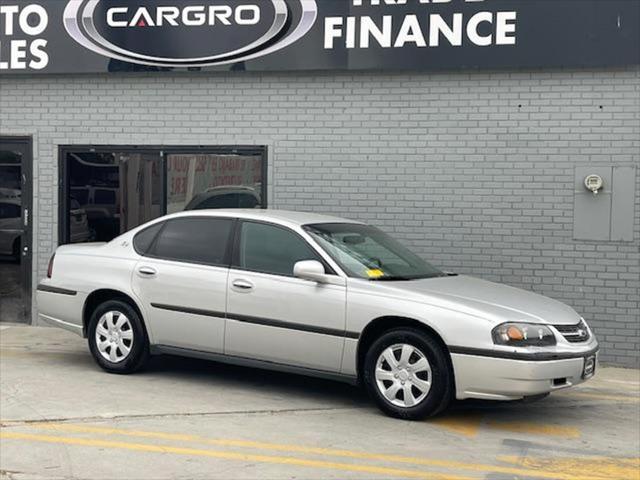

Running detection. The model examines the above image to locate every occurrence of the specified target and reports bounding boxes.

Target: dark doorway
[0,137,32,324]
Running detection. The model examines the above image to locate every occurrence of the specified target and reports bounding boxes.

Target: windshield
[304,223,444,281]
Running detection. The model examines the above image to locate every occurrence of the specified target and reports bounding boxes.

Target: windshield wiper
[370,273,447,281]
[369,276,412,281]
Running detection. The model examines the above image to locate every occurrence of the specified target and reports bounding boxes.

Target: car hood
[376,275,582,326]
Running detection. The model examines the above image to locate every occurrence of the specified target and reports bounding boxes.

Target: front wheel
[363,328,452,420]
[87,300,149,374]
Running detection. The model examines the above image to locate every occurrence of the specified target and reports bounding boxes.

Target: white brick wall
[1,67,638,366]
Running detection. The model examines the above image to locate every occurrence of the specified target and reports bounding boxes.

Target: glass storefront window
[66,151,163,243]
[167,153,263,213]
[62,147,266,244]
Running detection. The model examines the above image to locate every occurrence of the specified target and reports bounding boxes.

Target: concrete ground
[1,325,638,480]
[0,261,22,323]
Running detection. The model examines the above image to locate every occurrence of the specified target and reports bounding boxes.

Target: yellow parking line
[0,431,470,480]
[499,455,640,480]
[15,423,623,480]
[430,414,483,438]
[486,421,581,438]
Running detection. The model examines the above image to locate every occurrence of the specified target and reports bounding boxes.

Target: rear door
[225,220,347,372]
[132,216,235,353]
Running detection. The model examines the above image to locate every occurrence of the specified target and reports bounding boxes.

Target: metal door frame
[0,136,33,324]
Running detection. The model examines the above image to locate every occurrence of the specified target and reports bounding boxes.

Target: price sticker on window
[366,269,385,279]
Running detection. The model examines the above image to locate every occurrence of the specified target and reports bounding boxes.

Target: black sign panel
[0,0,638,75]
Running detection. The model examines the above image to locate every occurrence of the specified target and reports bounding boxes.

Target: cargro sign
[0,0,638,74]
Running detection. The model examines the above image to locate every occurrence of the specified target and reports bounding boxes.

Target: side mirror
[293,260,347,287]
[293,260,327,283]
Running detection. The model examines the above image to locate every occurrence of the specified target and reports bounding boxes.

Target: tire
[87,299,149,374]
[363,328,452,420]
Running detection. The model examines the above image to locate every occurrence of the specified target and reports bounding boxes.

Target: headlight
[492,322,557,347]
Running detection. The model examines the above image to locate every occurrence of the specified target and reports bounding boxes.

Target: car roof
[163,209,362,228]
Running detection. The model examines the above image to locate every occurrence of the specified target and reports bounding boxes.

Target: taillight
[47,253,55,278]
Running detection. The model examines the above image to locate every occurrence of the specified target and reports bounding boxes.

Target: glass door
[0,138,32,323]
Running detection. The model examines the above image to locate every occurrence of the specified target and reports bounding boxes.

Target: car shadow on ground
[144,353,369,406]
[142,354,589,419]
[17,341,601,419]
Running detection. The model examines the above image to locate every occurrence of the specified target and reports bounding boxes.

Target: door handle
[232,279,254,291]
[138,266,157,276]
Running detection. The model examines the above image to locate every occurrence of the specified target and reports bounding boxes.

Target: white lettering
[29,38,48,69]
[129,8,155,27]
[209,6,232,25]
[235,5,259,25]
[360,16,392,48]
[346,16,356,49]
[107,5,261,28]
[182,6,206,26]
[156,6,180,26]
[496,11,516,45]
[0,5,19,36]
[467,11,492,46]
[352,0,480,5]
[394,14,426,47]
[107,7,128,27]
[429,13,462,47]
[324,17,343,49]
[10,39,26,69]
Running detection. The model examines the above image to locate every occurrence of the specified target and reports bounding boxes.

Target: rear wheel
[87,300,149,374]
[363,328,452,420]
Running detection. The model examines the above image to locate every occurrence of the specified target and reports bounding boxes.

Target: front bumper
[451,346,598,401]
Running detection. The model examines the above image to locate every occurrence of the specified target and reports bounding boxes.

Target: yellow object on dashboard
[366,269,385,278]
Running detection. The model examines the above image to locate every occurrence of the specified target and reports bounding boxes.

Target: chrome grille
[554,321,590,343]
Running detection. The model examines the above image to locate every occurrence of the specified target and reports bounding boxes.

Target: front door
[0,137,32,323]
[225,221,347,373]
[131,216,235,352]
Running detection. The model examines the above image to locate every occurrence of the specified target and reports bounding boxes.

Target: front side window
[236,222,319,277]
[305,223,443,281]
[150,217,234,266]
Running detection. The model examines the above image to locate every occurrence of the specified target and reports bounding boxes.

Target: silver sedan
[37,210,598,419]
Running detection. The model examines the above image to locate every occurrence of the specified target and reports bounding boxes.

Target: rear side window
[150,217,234,266]
[133,222,164,255]
[237,221,319,276]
